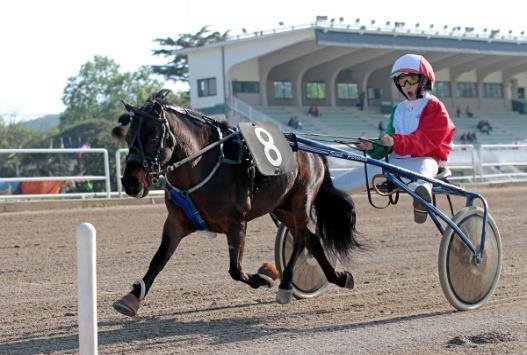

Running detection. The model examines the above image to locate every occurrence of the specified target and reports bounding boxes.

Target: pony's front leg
[226,221,278,289]
[113,217,191,317]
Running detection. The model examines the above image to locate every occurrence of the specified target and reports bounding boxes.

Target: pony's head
[112,90,176,198]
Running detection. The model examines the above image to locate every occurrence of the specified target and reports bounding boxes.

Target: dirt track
[0,184,526,354]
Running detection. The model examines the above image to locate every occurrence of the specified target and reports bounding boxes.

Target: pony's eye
[147,136,159,144]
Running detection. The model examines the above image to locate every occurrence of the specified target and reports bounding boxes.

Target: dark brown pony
[111,90,359,317]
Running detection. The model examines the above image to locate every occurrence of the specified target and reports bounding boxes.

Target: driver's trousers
[332,155,439,194]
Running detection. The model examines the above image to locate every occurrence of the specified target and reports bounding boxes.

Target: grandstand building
[178,23,527,143]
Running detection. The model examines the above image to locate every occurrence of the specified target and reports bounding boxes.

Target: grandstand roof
[317,30,527,55]
[177,24,527,56]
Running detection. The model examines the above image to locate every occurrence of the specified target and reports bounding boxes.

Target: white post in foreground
[77,223,98,355]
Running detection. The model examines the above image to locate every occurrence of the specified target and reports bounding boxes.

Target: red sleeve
[391,99,453,157]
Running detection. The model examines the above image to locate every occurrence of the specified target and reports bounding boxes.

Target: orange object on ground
[20,181,63,194]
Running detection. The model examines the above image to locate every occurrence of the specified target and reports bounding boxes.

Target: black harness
[125,105,173,185]
[125,98,243,230]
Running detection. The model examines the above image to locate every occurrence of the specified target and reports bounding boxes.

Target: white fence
[115,149,126,197]
[229,97,285,129]
[478,144,527,182]
[1,144,526,201]
[0,148,111,199]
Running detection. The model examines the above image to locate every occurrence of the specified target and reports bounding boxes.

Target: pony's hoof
[344,272,354,289]
[276,287,293,304]
[113,293,140,317]
[257,263,279,288]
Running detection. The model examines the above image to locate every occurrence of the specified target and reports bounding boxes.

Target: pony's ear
[112,113,132,141]
[121,99,135,112]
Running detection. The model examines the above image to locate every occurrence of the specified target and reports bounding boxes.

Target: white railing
[115,148,126,196]
[477,144,527,182]
[0,148,111,199]
[2,143,526,202]
[447,144,477,182]
[228,97,285,129]
[114,143,526,198]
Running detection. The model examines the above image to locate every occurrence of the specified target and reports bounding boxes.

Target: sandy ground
[0,184,526,354]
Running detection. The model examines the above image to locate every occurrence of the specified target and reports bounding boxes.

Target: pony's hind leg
[113,217,190,317]
[306,231,354,289]
[276,236,305,304]
[226,220,278,289]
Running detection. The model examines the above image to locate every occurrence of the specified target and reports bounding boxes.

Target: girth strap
[169,189,209,230]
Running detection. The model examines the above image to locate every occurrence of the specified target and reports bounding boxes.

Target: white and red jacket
[371,93,456,162]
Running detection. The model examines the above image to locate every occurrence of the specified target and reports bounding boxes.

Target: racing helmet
[391,54,435,98]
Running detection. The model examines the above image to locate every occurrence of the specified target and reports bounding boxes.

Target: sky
[1,0,525,122]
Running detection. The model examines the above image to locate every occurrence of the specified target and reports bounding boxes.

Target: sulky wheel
[438,206,502,311]
[274,224,336,299]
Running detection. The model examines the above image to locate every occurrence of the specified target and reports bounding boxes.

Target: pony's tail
[314,160,360,257]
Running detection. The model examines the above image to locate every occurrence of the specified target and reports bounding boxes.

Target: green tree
[61,56,164,128]
[168,90,190,107]
[151,26,230,82]
[0,119,46,178]
[0,119,42,149]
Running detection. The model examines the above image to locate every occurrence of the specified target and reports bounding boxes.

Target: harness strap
[248,164,256,201]
[168,189,209,230]
[165,130,238,173]
[165,127,226,193]
[163,126,233,231]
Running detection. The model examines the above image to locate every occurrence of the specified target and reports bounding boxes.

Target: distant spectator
[314,104,321,117]
[459,132,467,144]
[461,131,477,144]
[307,104,314,116]
[465,105,474,118]
[287,115,302,130]
[456,107,461,118]
[307,104,320,117]
[468,131,478,143]
[477,119,492,134]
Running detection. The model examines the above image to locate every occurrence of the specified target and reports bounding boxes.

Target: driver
[334,53,456,223]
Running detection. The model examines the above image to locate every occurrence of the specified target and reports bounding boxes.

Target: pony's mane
[147,90,230,130]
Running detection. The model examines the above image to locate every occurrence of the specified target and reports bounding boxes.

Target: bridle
[125,98,239,191]
[125,101,173,185]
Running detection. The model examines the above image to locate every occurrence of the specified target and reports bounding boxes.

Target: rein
[297,132,377,146]
[298,132,399,209]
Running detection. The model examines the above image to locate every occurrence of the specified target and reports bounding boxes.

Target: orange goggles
[396,74,420,87]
